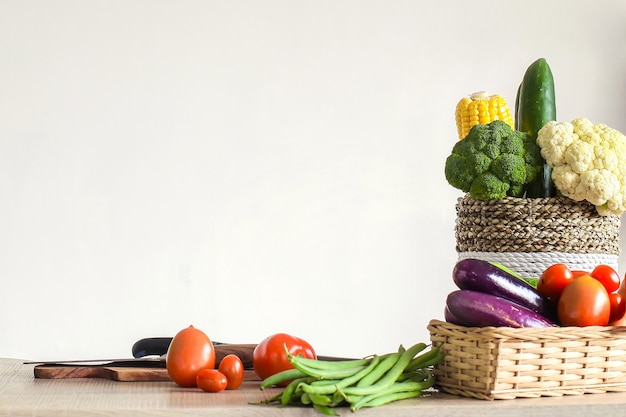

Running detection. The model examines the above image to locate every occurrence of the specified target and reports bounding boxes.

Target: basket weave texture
[455,195,621,254]
[455,195,621,277]
[428,319,626,400]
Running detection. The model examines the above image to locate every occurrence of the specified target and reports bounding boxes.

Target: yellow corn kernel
[455,91,514,139]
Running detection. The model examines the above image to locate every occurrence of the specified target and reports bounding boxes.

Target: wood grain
[33,362,260,382]
[7,359,626,416]
[34,363,171,381]
[216,343,256,368]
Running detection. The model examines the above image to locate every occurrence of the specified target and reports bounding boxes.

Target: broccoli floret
[508,183,525,197]
[501,130,525,156]
[444,120,545,200]
[469,173,510,200]
[492,154,526,185]
[488,120,514,141]
[467,152,491,175]
[445,154,473,192]
[522,135,544,183]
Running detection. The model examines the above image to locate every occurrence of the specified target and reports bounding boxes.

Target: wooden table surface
[4,358,626,416]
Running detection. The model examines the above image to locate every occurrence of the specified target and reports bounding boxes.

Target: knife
[25,339,351,368]
[132,337,352,363]
[25,343,257,368]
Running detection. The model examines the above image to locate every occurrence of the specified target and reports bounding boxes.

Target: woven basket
[455,195,621,277]
[428,319,626,400]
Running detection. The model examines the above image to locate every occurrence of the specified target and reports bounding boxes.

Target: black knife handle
[132,337,229,358]
[132,337,173,358]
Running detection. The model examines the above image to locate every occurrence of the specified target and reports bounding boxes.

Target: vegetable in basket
[444,120,544,199]
[536,117,626,216]
[515,57,557,198]
[455,91,514,140]
[453,258,555,319]
[446,290,557,328]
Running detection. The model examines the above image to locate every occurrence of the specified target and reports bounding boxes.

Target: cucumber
[515,58,556,138]
[515,58,557,198]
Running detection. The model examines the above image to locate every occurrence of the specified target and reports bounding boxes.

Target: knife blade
[24,357,165,366]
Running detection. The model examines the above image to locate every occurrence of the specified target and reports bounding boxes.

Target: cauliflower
[537,117,626,215]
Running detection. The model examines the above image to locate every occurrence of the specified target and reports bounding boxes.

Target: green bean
[355,352,400,387]
[300,392,311,405]
[331,390,346,407]
[404,370,435,388]
[340,342,428,396]
[309,378,342,386]
[291,361,368,380]
[312,403,339,416]
[259,368,310,390]
[281,376,314,406]
[411,351,446,370]
[350,379,431,411]
[352,389,423,411]
[252,391,282,404]
[257,340,435,414]
[289,354,373,370]
[403,345,442,372]
[300,355,381,395]
[308,393,333,406]
[398,367,430,382]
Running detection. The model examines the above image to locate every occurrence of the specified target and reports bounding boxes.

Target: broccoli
[470,173,510,200]
[444,120,544,199]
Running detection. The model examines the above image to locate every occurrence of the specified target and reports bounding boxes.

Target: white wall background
[2,0,625,361]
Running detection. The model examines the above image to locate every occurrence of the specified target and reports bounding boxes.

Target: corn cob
[455,91,514,139]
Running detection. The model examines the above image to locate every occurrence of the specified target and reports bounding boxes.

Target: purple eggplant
[453,258,556,319]
[446,290,557,328]
[444,306,469,326]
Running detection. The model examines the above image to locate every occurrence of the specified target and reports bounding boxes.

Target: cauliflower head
[537,117,626,215]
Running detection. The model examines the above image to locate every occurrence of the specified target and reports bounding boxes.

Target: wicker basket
[428,319,626,400]
[455,195,621,277]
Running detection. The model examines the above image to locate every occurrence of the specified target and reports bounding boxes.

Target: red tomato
[252,333,316,385]
[218,354,244,390]
[537,264,574,298]
[166,325,216,387]
[609,293,626,324]
[590,264,621,293]
[571,270,589,278]
[557,275,611,327]
[611,278,626,326]
[196,369,228,392]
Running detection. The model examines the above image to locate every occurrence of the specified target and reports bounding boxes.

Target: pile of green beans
[256,342,444,415]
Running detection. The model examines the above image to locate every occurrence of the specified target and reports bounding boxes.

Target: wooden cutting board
[33,343,260,382]
[34,362,172,382]
[34,362,260,382]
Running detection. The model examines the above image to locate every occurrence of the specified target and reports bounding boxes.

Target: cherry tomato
[196,369,228,392]
[557,275,610,327]
[166,325,216,387]
[218,354,244,390]
[252,333,316,385]
[590,264,621,293]
[609,293,626,324]
[537,264,574,298]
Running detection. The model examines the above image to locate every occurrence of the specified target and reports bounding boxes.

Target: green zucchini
[515,58,557,198]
